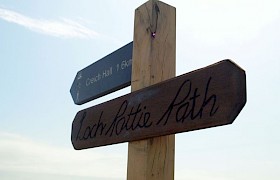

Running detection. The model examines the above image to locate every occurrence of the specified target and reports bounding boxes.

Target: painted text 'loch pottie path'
[71,60,246,150]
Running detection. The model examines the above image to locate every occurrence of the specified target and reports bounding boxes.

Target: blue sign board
[70,42,133,105]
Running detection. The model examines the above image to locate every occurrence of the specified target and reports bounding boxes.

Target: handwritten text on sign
[71,60,246,149]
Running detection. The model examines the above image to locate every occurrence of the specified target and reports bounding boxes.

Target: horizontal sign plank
[70,42,133,105]
[71,60,246,149]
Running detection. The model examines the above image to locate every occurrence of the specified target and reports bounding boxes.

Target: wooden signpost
[70,0,247,180]
[127,1,176,179]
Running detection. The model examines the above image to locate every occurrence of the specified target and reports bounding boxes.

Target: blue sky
[0,0,280,179]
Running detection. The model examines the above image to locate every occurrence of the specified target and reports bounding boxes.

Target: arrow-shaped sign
[71,60,246,150]
[70,42,133,105]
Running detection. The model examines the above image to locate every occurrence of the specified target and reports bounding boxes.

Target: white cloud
[0,8,99,39]
[0,132,126,179]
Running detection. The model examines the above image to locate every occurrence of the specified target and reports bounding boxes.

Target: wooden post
[127,0,176,180]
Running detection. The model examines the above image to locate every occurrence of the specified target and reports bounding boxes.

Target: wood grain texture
[71,60,247,149]
[70,1,247,179]
[128,1,175,179]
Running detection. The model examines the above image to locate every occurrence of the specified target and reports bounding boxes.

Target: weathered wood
[71,60,247,150]
[127,0,176,179]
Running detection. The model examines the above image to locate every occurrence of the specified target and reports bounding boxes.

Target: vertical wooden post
[127,0,176,180]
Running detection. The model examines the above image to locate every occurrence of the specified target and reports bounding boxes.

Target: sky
[0,0,280,179]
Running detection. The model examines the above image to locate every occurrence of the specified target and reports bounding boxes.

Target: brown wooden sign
[71,60,246,150]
